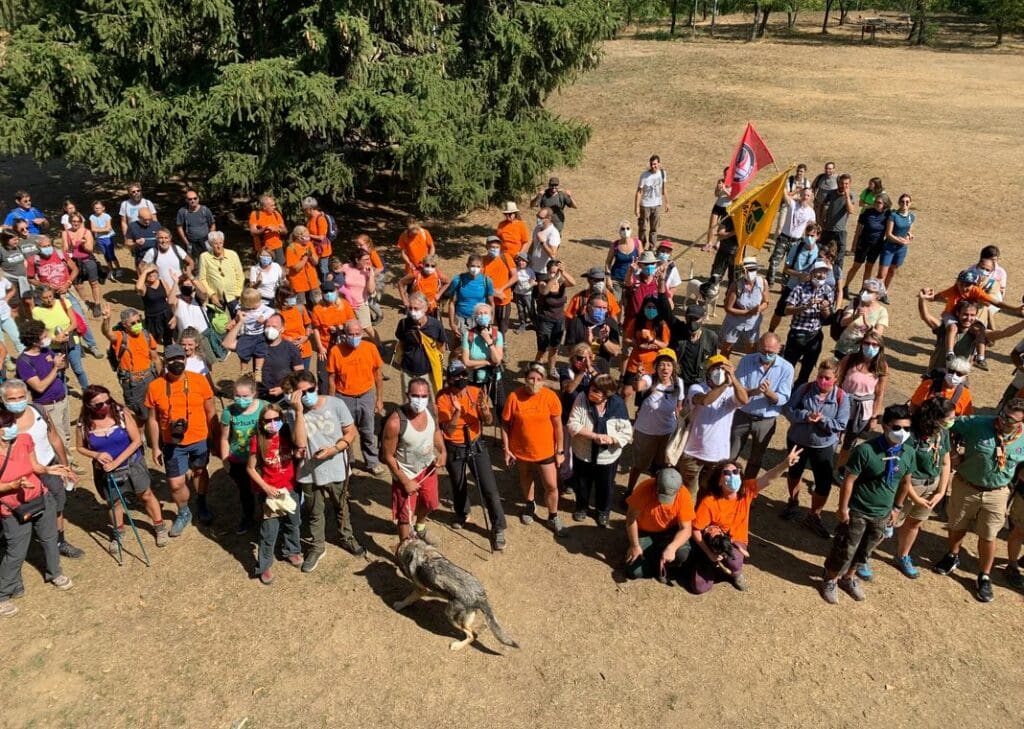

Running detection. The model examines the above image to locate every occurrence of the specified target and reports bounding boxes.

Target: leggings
[786,438,836,498]
[228,459,255,524]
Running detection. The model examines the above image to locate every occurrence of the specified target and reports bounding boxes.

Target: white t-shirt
[0,277,12,320]
[119,198,157,225]
[515,267,536,294]
[634,377,685,436]
[683,383,740,461]
[174,297,209,334]
[241,303,276,336]
[529,223,561,274]
[638,169,666,208]
[664,263,682,290]
[185,355,209,376]
[143,245,189,289]
[781,199,816,239]
[249,262,283,301]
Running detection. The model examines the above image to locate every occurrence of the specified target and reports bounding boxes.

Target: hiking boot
[895,555,920,579]
[339,539,367,557]
[285,554,303,568]
[413,525,441,547]
[58,541,85,559]
[51,575,74,591]
[492,530,507,551]
[154,522,169,547]
[804,512,832,539]
[820,577,839,605]
[169,509,192,537]
[520,502,536,525]
[1005,565,1024,590]
[933,551,960,575]
[855,561,874,582]
[976,573,994,603]
[549,515,568,539]
[301,549,325,573]
[0,601,18,618]
[780,499,800,521]
[596,511,610,528]
[107,531,123,556]
[90,303,103,318]
[88,345,105,359]
[259,570,274,586]
[451,514,470,530]
[973,357,989,371]
[572,510,587,523]
[838,576,866,601]
[235,519,253,535]
[732,572,749,592]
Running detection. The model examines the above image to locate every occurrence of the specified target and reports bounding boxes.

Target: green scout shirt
[846,437,916,519]
[909,430,950,482]
[951,416,1024,490]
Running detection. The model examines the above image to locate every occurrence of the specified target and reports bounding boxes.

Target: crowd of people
[1,158,1023,618]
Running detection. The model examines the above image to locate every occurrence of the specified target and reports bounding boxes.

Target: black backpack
[107,326,155,375]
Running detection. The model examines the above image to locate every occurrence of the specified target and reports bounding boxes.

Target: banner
[727,166,793,263]
[724,123,775,199]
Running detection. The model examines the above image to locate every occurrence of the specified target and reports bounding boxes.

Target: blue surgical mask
[263,419,282,435]
[589,308,607,325]
[643,307,658,320]
[724,473,742,492]
[4,400,28,414]
[862,345,880,359]
[39,246,54,257]
[475,314,491,328]
[657,252,670,262]
[301,391,318,408]
[346,335,362,348]
[759,352,776,365]
[259,255,273,267]
[324,291,338,303]
[284,296,297,307]
[1,423,18,441]
[234,396,253,409]
[643,265,657,276]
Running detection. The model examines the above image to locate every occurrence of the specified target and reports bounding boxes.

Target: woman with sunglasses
[835,333,889,473]
[76,385,164,552]
[604,221,642,304]
[247,392,306,585]
[878,193,916,297]
[691,445,802,594]
[844,194,891,297]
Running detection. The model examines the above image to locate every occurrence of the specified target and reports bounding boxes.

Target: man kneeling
[624,468,693,582]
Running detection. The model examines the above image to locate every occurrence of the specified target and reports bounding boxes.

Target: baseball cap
[164,344,186,360]
[486,235,501,245]
[958,269,980,285]
[656,469,683,505]
[657,240,672,250]
[446,360,467,376]
[654,348,677,364]
[811,260,831,272]
[585,266,606,280]
[705,353,729,371]
[685,303,707,319]
[320,280,338,292]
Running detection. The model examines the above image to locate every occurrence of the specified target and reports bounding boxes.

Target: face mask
[4,400,28,414]
[408,396,429,414]
[475,314,491,328]
[591,281,606,294]
[346,335,362,348]
[945,372,965,387]
[166,360,186,376]
[263,420,282,435]
[709,368,727,386]
[180,286,194,297]
[409,309,425,321]
[235,396,253,409]
[40,336,52,349]
[724,473,742,493]
[816,376,834,391]
[643,307,658,320]
[421,266,435,275]
[759,352,776,365]
[91,403,110,418]
[745,270,758,282]
[259,255,273,267]
[941,419,955,430]
[643,265,657,276]
[658,252,670,262]
[526,381,544,394]
[806,236,817,246]
[488,247,500,257]
[860,291,874,304]
[1,424,18,441]
[450,377,468,390]
[264,327,281,342]
[589,308,607,325]
[811,275,827,287]
[619,229,630,239]
[39,246,54,257]
[283,296,297,308]
[885,427,911,445]
[301,391,318,408]
[468,266,481,276]
[324,292,338,303]
[862,345,880,359]
[537,217,544,226]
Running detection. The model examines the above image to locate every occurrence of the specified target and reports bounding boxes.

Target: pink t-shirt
[340,264,370,309]
[27,251,73,289]
[842,367,878,398]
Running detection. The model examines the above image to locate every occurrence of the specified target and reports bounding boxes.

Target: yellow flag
[726,166,793,263]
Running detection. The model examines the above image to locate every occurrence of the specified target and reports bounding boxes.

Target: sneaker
[933,551,960,575]
[492,530,507,551]
[732,572,749,591]
[107,532,123,556]
[51,575,74,591]
[520,503,536,526]
[154,522,169,547]
[0,601,18,618]
[259,570,274,586]
[413,525,441,547]
[451,515,470,531]
[855,561,874,581]
[339,539,367,557]
[838,576,866,601]
[107,270,120,283]
[549,515,568,539]
[820,578,839,605]
[780,499,800,521]
[301,549,325,573]
[596,511,610,528]
[169,509,192,537]
[976,573,994,603]
[90,303,102,318]
[285,554,303,568]
[572,510,587,523]
[804,513,832,539]
[58,541,85,559]
[1005,565,1024,589]
[196,504,215,525]
[895,555,920,579]
[974,357,989,372]
[88,345,105,360]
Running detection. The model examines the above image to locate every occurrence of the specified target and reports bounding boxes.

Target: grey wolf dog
[393,537,519,651]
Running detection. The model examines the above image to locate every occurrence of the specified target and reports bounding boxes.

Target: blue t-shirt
[857,208,889,244]
[4,207,46,234]
[461,328,503,383]
[889,210,915,239]
[90,213,114,240]
[450,273,494,318]
[784,239,818,289]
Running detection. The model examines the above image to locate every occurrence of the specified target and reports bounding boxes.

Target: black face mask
[166,361,186,376]
[180,286,194,297]
[450,377,468,390]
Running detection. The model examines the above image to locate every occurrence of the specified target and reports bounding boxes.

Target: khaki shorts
[947,475,1009,541]
[355,302,373,329]
[1008,492,1024,530]
[895,477,942,525]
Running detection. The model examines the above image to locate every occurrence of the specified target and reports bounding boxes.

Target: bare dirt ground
[2,18,1024,729]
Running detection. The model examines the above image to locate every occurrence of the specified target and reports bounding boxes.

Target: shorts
[96,235,116,261]
[711,203,728,217]
[894,477,941,525]
[721,322,761,346]
[161,440,210,479]
[392,465,440,524]
[75,257,100,283]
[236,333,268,362]
[120,372,156,418]
[853,237,884,264]
[96,458,152,499]
[946,476,1009,541]
[878,241,908,268]
[621,371,640,389]
[536,318,565,351]
[1009,492,1024,530]
[632,431,670,473]
[355,302,373,329]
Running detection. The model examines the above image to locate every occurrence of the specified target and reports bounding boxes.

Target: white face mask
[745,270,757,282]
[709,368,727,386]
[860,291,873,304]
[591,281,606,293]
[408,396,430,414]
[421,266,435,275]
[945,372,965,387]
[468,266,481,276]
[264,327,281,342]
[409,309,425,321]
[811,275,827,287]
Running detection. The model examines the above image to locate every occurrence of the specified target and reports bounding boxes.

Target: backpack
[324,213,338,244]
[107,327,155,375]
[377,406,410,448]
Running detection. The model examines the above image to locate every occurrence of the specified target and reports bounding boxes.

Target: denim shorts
[236,333,268,362]
[161,440,210,479]
[878,241,909,268]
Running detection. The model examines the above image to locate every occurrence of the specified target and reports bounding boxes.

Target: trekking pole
[463,442,493,554]
[107,474,151,567]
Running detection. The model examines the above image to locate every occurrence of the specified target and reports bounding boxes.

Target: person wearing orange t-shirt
[496,202,530,257]
[624,468,694,581]
[144,344,216,537]
[100,304,160,420]
[437,360,507,549]
[311,280,356,393]
[248,196,287,263]
[283,225,320,302]
[275,283,314,369]
[564,268,622,321]
[909,358,975,416]
[302,197,332,277]
[397,220,435,274]
[326,320,385,474]
[483,236,517,333]
[501,363,565,537]
[690,448,801,593]
[398,255,450,316]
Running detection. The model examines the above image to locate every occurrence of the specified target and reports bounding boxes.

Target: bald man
[326,320,385,475]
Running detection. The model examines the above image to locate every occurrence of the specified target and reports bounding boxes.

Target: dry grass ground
[2,20,1024,729]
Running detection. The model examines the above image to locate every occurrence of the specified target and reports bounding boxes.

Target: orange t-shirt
[565,288,622,320]
[311,301,355,350]
[624,321,670,374]
[249,210,285,251]
[694,487,756,544]
[483,253,516,306]
[144,372,214,445]
[436,386,487,444]
[307,213,331,260]
[114,330,157,374]
[501,386,561,462]
[326,340,383,396]
[627,478,696,533]
[280,305,313,359]
[909,380,974,415]
[496,219,530,256]
[368,249,384,271]
[412,271,443,312]
[285,241,320,293]
[937,284,998,315]
[398,229,434,271]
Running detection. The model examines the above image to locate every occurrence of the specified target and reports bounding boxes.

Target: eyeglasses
[129,189,140,194]
[1001,414,1024,425]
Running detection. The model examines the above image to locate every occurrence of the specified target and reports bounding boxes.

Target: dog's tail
[480,602,519,649]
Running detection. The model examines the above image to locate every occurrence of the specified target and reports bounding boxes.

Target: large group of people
[1,157,1023,620]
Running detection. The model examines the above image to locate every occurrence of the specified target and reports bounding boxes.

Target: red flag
[723,123,774,199]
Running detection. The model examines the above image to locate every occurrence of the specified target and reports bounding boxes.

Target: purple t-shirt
[16,349,67,405]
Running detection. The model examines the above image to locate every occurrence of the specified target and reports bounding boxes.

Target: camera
[169,418,188,444]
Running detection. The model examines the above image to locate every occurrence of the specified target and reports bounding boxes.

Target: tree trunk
[915,1,926,45]
[702,0,708,21]
[671,0,680,34]
[758,8,771,37]
[838,0,849,25]
[751,2,761,40]
[822,0,833,33]
[710,0,719,36]
[996,22,1004,45]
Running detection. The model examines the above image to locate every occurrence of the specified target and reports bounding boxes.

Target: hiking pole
[463,441,493,554]
[107,474,151,567]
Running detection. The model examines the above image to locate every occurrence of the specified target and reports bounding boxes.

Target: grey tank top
[395,410,437,477]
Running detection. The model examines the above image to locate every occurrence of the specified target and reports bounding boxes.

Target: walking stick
[463,443,493,553]
[107,474,151,567]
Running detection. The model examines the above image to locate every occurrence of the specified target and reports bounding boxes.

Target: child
[89,200,119,281]
[398,254,450,316]
[327,256,346,291]
[246,396,307,585]
[180,326,216,391]
[228,287,275,377]
[512,252,536,333]
[59,199,77,231]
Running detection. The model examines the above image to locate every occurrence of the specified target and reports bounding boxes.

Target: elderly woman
[626,349,684,497]
[0,407,76,616]
[836,333,888,470]
[719,257,769,357]
[567,374,632,527]
[835,278,888,359]
[461,301,505,413]
[501,363,566,538]
[197,231,245,316]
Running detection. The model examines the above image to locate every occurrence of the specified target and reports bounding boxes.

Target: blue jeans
[257,492,301,572]
[65,342,89,388]
[0,316,23,354]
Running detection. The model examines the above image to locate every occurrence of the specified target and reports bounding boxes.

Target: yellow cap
[654,348,677,362]
[705,353,729,371]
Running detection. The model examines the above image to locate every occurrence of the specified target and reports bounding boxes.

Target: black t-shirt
[856,207,889,244]
[537,282,567,322]
[175,206,215,245]
[823,190,851,232]
[673,328,720,387]
[395,316,446,376]
[262,340,301,390]
[538,190,572,225]
[718,215,738,252]
[564,316,621,362]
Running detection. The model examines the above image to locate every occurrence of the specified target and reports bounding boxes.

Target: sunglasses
[263,416,282,424]
[90,399,110,408]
